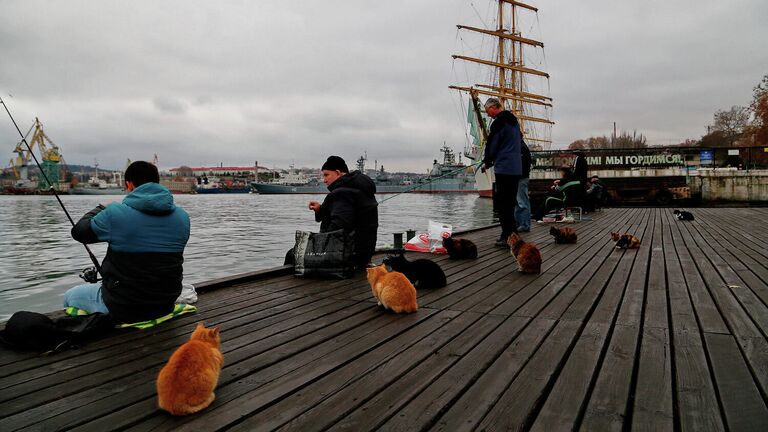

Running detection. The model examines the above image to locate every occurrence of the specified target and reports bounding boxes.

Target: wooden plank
[579,324,638,431]
[579,210,656,431]
[126,310,442,432]
[673,330,726,431]
[528,211,655,431]
[631,326,674,431]
[664,211,729,335]
[644,209,668,330]
[1,210,766,431]
[705,333,768,431]
[459,209,625,315]
[407,317,555,431]
[0,291,331,394]
[0,274,310,373]
[660,209,725,431]
[528,322,610,431]
[508,209,645,319]
[1,301,378,430]
[673,211,768,393]
[556,208,652,322]
[470,320,581,431]
[342,315,536,430]
[248,312,503,431]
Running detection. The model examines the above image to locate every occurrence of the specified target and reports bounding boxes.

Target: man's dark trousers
[494,173,521,240]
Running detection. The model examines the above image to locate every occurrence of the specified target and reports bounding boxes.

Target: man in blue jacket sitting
[64,161,191,323]
[483,98,524,246]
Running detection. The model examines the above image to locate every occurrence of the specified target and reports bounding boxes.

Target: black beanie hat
[321,155,349,173]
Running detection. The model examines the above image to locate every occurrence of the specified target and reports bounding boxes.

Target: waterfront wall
[688,169,768,202]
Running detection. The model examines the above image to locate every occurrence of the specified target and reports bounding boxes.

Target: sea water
[0,193,495,320]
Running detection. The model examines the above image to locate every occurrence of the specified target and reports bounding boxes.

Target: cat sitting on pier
[549,226,578,244]
[611,232,641,249]
[673,210,695,221]
[442,236,478,259]
[157,323,224,416]
[366,264,418,313]
[507,233,542,274]
[382,254,447,289]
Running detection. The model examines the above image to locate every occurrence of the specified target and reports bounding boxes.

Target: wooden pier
[1,208,767,431]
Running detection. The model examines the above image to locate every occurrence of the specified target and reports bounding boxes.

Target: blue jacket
[484,110,523,176]
[72,183,190,322]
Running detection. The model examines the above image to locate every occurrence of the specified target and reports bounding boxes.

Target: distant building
[169,165,273,176]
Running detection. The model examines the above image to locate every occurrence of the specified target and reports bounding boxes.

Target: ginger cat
[549,226,577,244]
[610,232,641,249]
[157,323,224,416]
[507,233,542,274]
[366,264,418,313]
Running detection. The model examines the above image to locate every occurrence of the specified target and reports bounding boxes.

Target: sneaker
[518,228,530,232]
[494,239,507,247]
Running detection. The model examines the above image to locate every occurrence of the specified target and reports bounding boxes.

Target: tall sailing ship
[450,0,554,197]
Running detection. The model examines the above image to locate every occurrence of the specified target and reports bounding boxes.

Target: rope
[377,161,483,205]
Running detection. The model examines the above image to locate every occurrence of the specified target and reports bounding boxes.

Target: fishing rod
[0,96,103,279]
[377,160,484,205]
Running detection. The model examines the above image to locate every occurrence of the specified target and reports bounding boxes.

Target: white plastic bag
[404,220,452,254]
[175,282,198,304]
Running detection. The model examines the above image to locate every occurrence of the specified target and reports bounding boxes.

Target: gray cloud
[1,0,766,171]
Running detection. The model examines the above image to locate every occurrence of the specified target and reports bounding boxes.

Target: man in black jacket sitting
[307,156,379,267]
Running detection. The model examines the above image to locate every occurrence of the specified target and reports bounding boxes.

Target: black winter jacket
[316,171,379,264]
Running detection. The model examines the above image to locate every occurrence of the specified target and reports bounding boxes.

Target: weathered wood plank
[631,326,674,431]
[705,332,768,432]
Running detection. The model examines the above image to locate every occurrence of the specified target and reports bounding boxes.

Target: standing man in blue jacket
[64,161,190,323]
[483,98,523,246]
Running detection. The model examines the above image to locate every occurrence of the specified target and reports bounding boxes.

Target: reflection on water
[0,193,494,320]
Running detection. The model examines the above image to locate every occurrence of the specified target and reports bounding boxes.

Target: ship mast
[451,0,553,147]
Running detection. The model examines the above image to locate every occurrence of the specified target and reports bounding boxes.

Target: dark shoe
[494,239,507,247]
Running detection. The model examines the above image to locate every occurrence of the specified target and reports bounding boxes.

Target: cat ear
[212,327,220,336]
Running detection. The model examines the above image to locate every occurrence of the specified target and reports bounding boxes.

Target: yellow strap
[65,304,198,329]
[116,304,198,329]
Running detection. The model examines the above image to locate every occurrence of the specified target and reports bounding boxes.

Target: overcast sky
[1,0,766,172]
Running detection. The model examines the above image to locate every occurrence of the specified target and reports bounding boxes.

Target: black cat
[673,210,695,221]
[383,254,447,289]
[442,237,478,259]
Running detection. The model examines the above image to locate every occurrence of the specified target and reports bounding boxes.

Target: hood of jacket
[122,182,176,215]
[328,170,376,196]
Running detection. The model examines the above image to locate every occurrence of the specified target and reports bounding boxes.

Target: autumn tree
[746,73,768,145]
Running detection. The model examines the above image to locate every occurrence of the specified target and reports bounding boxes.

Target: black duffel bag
[0,311,115,354]
[293,229,356,278]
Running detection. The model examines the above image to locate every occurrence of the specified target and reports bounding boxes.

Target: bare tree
[712,105,750,145]
[568,133,645,149]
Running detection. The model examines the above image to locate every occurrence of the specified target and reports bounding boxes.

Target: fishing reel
[79,266,101,283]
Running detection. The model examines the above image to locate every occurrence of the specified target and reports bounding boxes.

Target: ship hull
[196,187,251,194]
